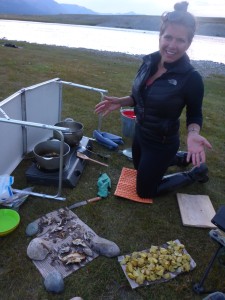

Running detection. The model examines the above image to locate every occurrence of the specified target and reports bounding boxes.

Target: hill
[0,0,96,15]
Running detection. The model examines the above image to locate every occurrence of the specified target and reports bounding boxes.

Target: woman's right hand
[94,96,122,117]
[95,95,134,117]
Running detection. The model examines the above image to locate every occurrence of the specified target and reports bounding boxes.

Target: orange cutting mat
[114,167,153,204]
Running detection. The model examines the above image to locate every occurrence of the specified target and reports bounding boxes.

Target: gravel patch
[82,48,225,78]
[191,60,225,78]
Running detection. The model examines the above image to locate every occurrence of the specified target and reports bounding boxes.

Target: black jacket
[131,51,204,143]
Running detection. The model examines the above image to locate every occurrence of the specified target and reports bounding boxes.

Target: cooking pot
[33,140,70,170]
[53,118,84,147]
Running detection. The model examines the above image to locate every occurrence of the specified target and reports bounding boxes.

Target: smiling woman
[94,1,212,199]
[159,25,191,64]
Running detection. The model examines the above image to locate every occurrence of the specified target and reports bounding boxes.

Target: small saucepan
[33,140,70,170]
[53,118,84,147]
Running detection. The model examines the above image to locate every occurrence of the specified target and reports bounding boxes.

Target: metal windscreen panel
[0,92,24,175]
[0,78,62,175]
[25,79,61,152]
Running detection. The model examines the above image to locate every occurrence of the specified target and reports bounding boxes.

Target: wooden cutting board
[177,193,217,228]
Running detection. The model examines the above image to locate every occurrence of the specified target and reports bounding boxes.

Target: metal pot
[53,118,84,147]
[33,140,70,170]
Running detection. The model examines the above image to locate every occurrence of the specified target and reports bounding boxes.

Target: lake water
[0,19,224,63]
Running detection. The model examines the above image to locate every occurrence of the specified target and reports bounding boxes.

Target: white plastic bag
[0,175,14,201]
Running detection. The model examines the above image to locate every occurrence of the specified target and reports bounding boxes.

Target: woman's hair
[160,1,197,42]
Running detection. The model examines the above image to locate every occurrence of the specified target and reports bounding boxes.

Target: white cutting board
[177,193,217,228]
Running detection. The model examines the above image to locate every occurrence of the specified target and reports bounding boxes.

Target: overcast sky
[55,0,225,17]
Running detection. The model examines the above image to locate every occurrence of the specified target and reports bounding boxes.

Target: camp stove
[25,136,92,188]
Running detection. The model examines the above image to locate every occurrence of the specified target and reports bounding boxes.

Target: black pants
[132,127,180,198]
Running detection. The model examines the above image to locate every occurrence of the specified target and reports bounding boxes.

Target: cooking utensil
[33,140,70,170]
[27,196,103,236]
[53,118,84,146]
[78,146,110,159]
[0,209,20,236]
[68,196,102,209]
[77,152,108,167]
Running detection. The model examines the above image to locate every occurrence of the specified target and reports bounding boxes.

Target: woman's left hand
[187,133,212,166]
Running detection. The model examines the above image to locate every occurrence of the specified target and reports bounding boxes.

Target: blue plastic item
[93,130,123,150]
[100,132,124,145]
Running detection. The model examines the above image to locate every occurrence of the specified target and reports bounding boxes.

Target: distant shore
[1,14,225,38]
[1,14,225,78]
[72,15,225,38]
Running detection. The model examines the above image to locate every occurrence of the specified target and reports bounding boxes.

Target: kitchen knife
[68,196,102,210]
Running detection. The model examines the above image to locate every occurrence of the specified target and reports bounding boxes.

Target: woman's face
[159,23,192,64]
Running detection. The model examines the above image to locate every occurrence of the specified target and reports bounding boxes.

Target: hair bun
[174,1,189,12]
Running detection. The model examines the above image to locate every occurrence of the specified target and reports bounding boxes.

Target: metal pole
[0,117,71,132]
[12,189,65,201]
[59,81,108,94]
[58,81,108,132]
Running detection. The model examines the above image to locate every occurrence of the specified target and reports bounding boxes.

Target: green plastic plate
[0,209,20,236]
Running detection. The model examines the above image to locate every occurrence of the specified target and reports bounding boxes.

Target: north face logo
[168,79,177,85]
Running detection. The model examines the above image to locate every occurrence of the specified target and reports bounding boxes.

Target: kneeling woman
[95,1,212,198]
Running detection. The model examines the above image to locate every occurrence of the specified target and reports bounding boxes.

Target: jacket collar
[143,51,193,74]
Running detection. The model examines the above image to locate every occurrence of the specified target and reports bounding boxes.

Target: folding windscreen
[0,78,62,175]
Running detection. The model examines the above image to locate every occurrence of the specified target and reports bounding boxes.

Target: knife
[68,196,102,210]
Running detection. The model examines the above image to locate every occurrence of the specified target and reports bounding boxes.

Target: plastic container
[120,108,136,138]
[0,209,20,236]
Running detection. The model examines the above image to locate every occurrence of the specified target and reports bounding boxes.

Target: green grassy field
[0,40,224,300]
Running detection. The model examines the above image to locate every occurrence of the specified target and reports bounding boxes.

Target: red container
[121,110,136,119]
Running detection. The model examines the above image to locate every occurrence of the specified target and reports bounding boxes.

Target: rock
[89,236,120,258]
[69,297,83,300]
[44,270,64,293]
[83,247,93,257]
[27,237,51,260]
[191,60,225,78]
[26,221,39,236]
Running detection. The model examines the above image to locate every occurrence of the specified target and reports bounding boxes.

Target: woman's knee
[136,172,158,198]
[136,186,156,198]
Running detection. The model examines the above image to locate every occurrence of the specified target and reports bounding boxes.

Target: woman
[95,1,212,198]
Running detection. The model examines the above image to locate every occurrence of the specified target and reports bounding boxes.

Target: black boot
[169,151,191,167]
[156,163,209,195]
[188,163,209,183]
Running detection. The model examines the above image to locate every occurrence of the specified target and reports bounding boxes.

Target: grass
[0,39,224,300]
